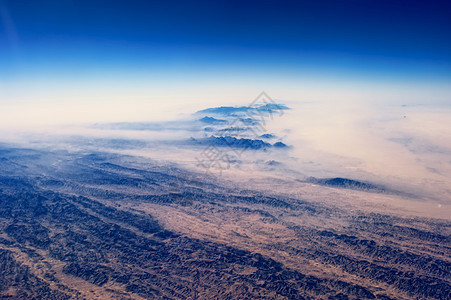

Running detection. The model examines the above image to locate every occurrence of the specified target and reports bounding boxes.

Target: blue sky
[1,0,451,110]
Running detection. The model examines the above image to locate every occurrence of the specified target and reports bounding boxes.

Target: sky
[1,0,451,125]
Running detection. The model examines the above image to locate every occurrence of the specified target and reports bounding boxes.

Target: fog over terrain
[1,80,451,300]
[0,96,450,298]
[1,85,450,217]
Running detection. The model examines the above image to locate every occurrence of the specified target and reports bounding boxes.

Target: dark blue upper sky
[1,0,451,81]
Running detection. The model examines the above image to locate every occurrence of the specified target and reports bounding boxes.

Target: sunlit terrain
[0,99,450,299]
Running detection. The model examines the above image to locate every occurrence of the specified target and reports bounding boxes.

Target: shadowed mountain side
[198,116,228,124]
[305,177,387,193]
[196,104,290,116]
[188,136,288,150]
[261,133,276,139]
